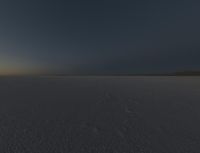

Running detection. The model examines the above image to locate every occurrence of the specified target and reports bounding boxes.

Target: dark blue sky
[0,0,200,75]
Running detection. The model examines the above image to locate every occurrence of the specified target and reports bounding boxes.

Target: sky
[0,0,200,75]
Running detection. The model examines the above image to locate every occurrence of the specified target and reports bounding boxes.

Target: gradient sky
[0,0,200,75]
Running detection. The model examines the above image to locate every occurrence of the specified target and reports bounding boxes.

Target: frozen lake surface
[0,76,200,153]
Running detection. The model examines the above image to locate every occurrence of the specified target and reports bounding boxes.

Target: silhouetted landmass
[172,71,200,76]
[47,71,200,77]
[138,71,200,76]
[136,71,200,76]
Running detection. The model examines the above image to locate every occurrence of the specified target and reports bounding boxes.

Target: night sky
[0,0,200,75]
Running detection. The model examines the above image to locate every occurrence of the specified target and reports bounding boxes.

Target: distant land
[137,71,200,76]
[171,71,200,76]
[46,71,200,77]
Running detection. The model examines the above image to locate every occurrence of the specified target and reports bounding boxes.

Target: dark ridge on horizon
[172,71,200,76]
[1,71,200,77]
[44,70,200,77]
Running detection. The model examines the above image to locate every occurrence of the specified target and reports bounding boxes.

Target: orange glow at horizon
[0,55,49,76]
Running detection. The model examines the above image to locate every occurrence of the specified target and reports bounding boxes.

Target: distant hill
[134,71,200,76]
[171,71,200,76]
[45,71,200,77]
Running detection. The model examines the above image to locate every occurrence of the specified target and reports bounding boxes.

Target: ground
[0,76,200,153]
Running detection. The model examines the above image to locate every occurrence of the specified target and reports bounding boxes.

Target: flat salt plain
[0,76,200,153]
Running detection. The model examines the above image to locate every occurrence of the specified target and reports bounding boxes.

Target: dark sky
[0,0,200,75]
